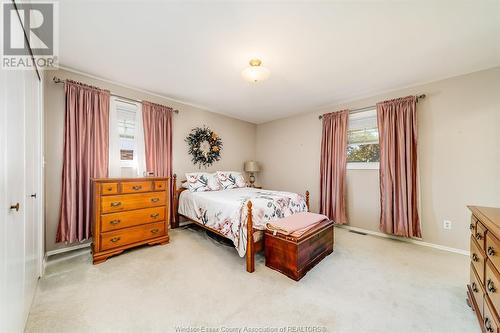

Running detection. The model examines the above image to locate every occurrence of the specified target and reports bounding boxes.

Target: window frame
[346,108,380,170]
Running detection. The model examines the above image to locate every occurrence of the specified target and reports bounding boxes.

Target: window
[109,97,146,177]
[117,106,137,167]
[347,109,380,169]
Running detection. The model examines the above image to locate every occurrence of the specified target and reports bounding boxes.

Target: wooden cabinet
[471,235,487,284]
[92,177,170,264]
[471,263,485,318]
[468,206,500,332]
[264,220,334,281]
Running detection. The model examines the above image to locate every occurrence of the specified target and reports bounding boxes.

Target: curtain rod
[52,76,179,114]
[318,94,426,120]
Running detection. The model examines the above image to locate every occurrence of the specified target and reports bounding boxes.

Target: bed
[172,175,309,273]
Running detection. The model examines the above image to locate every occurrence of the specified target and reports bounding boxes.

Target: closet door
[0,64,7,332]
[1,68,27,333]
[23,68,42,322]
[0,69,42,333]
[0,22,42,333]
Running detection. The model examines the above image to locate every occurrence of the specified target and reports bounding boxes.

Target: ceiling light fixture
[241,58,270,83]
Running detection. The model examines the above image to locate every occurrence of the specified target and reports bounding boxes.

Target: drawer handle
[151,198,160,203]
[150,213,160,219]
[476,233,483,240]
[109,219,121,225]
[151,228,160,234]
[132,185,142,190]
[485,318,494,333]
[472,253,479,262]
[487,279,496,293]
[469,223,475,230]
[110,237,121,243]
[488,246,496,256]
[111,201,122,207]
[472,282,478,292]
[106,187,113,191]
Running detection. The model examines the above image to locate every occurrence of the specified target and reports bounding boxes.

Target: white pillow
[185,172,221,192]
[216,171,246,190]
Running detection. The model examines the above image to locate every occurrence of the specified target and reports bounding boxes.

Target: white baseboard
[336,225,469,256]
[46,243,91,257]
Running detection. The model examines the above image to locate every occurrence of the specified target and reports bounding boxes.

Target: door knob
[30,193,37,198]
[10,203,20,211]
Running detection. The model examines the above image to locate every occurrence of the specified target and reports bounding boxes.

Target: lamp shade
[244,161,260,173]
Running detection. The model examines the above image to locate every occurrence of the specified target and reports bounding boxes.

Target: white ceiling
[59,0,500,124]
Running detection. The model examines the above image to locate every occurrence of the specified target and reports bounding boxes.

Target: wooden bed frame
[171,174,310,273]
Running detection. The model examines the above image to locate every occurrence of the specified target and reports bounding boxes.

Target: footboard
[246,201,255,272]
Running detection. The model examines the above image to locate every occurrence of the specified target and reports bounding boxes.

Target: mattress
[178,187,307,256]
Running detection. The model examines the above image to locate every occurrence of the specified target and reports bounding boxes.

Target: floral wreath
[185,126,223,168]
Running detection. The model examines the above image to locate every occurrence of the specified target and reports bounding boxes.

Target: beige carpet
[26,227,478,333]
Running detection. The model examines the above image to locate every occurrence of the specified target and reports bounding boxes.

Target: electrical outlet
[443,220,452,230]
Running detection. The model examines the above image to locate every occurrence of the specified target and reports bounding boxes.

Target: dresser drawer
[471,236,486,283]
[471,263,485,318]
[154,180,167,191]
[101,183,118,195]
[486,261,500,311]
[101,192,167,213]
[121,181,153,194]
[484,296,500,333]
[101,207,165,232]
[100,222,166,251]
[476,222,487,251]
[470,215,478,234]
[487,233,500,271]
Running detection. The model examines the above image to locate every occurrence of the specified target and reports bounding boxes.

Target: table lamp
[244,161,260,187]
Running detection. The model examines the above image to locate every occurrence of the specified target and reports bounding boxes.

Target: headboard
[171,174,310,228]
[172,174,187,228]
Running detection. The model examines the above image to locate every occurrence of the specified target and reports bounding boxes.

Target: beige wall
[256,67,500,251]
[44,68,256,252]
[45,66,500,253]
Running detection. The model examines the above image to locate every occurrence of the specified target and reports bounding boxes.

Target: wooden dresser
[91,177,170,264]
[468,206,500,333]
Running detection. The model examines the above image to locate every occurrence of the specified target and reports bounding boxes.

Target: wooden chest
[467,206,500,333]
[91,177,170,264]
[264,219,334,281]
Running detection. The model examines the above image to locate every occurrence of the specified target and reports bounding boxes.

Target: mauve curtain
[377,95,421,238]
[56,80,110,243]
[319,110,349,224]
[142,101,173,222]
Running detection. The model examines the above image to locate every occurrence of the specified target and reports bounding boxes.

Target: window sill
[347,162,379,170]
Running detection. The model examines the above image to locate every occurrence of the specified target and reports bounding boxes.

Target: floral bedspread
[178,187,307,257]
